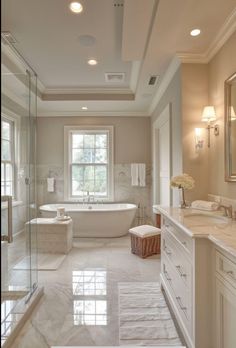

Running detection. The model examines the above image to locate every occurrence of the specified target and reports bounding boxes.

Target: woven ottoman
[129,225,161,258]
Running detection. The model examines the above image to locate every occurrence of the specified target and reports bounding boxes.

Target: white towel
[191,200,219,211]
[138,163,146,187]
[47,178,55,192]
[131,164,139,186]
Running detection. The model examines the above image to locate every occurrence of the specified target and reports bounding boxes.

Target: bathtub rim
[39,203,137,213]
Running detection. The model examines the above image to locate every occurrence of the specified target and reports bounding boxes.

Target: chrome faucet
[219,205,233,218]
[84,191,95,203]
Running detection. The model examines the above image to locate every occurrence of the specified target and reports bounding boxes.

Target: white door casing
[152,103,172,205]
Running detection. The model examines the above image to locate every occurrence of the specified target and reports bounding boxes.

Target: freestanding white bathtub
[39,203,137,237]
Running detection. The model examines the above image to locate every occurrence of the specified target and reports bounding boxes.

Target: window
[64,126,114,201]
[1,118,15,197]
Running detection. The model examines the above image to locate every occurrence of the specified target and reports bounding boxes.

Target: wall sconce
[201,106,219,147]
[195,128,204,150]
[230,106,236,121]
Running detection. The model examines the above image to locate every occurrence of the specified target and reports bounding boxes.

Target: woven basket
[130,233,161,258]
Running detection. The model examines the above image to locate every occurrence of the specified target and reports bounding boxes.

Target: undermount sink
[183,212,229,226]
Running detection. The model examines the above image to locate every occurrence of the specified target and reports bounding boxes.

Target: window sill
[1,200,23,210]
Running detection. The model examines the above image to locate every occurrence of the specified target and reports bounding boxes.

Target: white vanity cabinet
[159,214,236,348]
[214,250,236,348]
[161,216,195,348]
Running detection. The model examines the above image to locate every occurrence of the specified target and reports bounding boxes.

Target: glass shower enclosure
[1,33,39,347]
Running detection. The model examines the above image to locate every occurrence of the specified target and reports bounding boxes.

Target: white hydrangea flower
[170,173,195,190]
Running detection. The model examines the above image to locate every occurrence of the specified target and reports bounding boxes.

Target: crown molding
[37,110,150,117]
[205,7,236,62]
[148,56,181,115]
[177,7,236,64]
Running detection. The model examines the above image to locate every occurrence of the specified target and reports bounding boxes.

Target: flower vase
[179,187,187,208]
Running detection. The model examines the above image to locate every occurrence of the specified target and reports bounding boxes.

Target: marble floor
[9,236,163,347]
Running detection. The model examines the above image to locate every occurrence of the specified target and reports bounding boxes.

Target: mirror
[225,72,236,182]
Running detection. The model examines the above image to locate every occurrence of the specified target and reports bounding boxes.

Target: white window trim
[64,125,114,201]
[1,109,20,201]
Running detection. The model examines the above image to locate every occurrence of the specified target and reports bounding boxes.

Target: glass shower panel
[1,34,38,341]
[1,69,32,292]
[28,71,38,291]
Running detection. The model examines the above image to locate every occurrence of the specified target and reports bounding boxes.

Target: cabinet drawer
[216,251,236,289]
[162,229,192,289]
[162,216,193,255]
[162,256,192,335]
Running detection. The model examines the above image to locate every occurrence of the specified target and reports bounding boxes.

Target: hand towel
[131,164,139,186]
[138,163,146,187]
[47,178,55,192]
[191,200,219,211]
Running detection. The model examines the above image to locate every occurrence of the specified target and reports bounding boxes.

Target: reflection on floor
[73,269,107,326]
[10,236,167,347]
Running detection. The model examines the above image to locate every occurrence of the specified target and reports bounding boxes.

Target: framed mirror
[225,72,236,182]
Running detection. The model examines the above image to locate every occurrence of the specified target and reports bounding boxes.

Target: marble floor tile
[10,237,162,347]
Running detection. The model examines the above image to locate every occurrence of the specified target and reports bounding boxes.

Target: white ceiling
[2,0,236,116]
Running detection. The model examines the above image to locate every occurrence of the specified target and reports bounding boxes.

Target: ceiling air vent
[148,75,159,86]
[114,1,124,7]
[105,73,125,83]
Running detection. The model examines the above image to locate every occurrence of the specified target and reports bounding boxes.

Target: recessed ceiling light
[69,2,83,13]
[82,106,88,110]
[190,29,201,37]
[88,59,98,66]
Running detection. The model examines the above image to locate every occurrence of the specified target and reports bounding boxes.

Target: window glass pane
[84,166,94,181]
[95,149,107,163]
[1,183,5,195]
[72,134,83,148]
[1,163,5,181]
[94,180,107,195]
[84,134,95,148]
[83,149,95,163]
[1,140,11,161]
[95,165,107,182]
[2,121,10,140]
[73,149,95,163]
[72,180,84,196]
[95,134,107,148]
[72,149,84,163]
[5,182,12,196]
[6,164,13,181]
[72,165,84,182]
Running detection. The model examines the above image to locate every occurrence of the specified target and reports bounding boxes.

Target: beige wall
[151,31,236,205]
[37,116,151,165]
[181,64,209,202]
[208,31,236,198]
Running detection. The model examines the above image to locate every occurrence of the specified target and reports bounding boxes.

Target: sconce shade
[201,106,216,122]
[230,106,236,120]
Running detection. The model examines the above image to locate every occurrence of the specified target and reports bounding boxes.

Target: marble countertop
[153,205,236,259]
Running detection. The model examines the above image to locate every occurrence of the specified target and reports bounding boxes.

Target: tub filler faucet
[84,191,94,203]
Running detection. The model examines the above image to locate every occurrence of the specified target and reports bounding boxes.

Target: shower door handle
[1,195,13,243]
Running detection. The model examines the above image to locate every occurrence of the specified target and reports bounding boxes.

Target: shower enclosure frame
[1,33,43,347]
